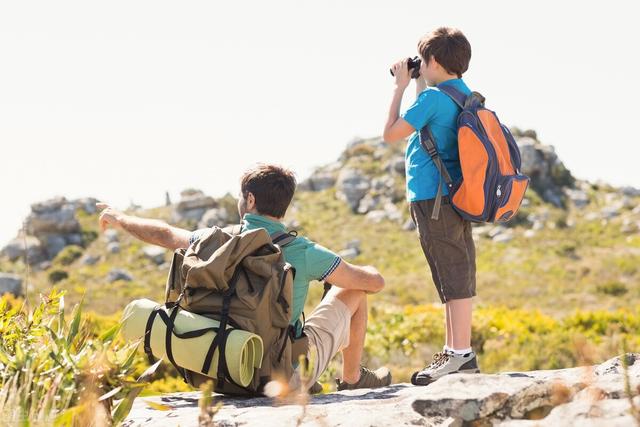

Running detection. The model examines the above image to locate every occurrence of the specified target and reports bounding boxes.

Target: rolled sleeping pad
[121,298,263,387]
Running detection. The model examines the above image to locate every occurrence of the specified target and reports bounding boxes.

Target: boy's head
[417,27,471,86]
[238,164,296,219]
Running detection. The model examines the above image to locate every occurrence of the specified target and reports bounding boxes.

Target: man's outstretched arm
[97,203,192,251]
[324,261,385,294]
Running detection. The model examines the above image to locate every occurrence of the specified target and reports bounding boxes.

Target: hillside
[1,128,639,392]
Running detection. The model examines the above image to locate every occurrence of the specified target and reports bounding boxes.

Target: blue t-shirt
[189,214,341,338]
[401,78,471,202]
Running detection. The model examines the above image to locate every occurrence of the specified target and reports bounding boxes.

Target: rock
[403,218,416,231]
[302,171,336,192]
[338,247,359,260]
[388,156,406,174]
[336,169,370,212]
[107,269,132,283]
[198,208,229,229]
[142,246,166,265]
[356,194,380,214]
[81,254,100,266]
[564,188,589,208]
[365,210,388,223]
[523,230,536,238]
[174,189,218,223]
[621,186,640,197]
[107,242,121,254]
[176,190,217,212]
[30,196,67,214]
[0,273,22,297]
[345,240,361,251]
[126,354,640,427]
[39,234,68,258]
[516,136,573,207]
[71,197,99,214]
[488,226,508,238]
[1,236,47,264]
[104,229,119,243]
[493,233,513,244]
[600,206,620,220]
[26,203,80,236]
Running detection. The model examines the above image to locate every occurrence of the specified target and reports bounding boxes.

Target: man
[98,163,392,391]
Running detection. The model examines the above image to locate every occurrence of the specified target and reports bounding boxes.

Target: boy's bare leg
[328,287,368,383]
[445,303,453,349]
[446,298,473,350]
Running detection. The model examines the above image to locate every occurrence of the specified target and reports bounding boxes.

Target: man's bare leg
[326,287,368,383]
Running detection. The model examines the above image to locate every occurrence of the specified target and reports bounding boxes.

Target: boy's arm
[383,59,416,143]
[97,203,192,251]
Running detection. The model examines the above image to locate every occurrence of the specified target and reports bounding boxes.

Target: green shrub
[597,281,628,296]
[53,245,84,266]
[48,269,69,284]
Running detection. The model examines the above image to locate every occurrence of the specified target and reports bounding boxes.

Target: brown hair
[418,27,471,78]
[240,164,296,218]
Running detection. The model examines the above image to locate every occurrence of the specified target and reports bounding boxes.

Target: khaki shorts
[289,295,351,390]
[410,196,477,303]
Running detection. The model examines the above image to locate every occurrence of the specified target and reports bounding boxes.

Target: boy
[382,27,479,384]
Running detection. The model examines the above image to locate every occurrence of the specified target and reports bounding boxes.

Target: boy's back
[402,78,472,202]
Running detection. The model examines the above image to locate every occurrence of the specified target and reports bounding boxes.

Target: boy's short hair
[241,164,296,218]
[418,27,471,78]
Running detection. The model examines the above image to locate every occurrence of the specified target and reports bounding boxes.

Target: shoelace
[423,352,449,371]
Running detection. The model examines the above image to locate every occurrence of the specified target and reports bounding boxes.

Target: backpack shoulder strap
[438,84,468,109]
[270,230,297,247]
[222,223,244,236]
[419,126,454,221]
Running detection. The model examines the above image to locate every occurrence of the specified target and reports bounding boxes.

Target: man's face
[237,191,255,217]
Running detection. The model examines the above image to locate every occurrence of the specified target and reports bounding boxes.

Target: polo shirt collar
[242,213,287,232]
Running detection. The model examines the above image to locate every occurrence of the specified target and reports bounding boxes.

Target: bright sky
[1,1,639,246]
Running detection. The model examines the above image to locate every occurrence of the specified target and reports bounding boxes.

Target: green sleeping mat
[121,298,263,387]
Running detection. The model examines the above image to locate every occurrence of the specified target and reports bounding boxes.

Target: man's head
[417,27,471,86]
[238,164,297,219]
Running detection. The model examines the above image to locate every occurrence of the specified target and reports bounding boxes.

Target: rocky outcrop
[1,196,98,265]
[173,189,217,223]
[126,354,639,426]
[0,273,22,297]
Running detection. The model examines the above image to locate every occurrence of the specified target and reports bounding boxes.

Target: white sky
[1,0,639,246]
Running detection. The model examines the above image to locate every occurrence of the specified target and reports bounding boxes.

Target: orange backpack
[420,86,530,223]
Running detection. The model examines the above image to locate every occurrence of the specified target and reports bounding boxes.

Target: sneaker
[336,366,392,391]
[411,351,480,386]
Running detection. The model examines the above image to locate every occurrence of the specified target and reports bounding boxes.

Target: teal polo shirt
[189,213,341,337]
[401,78,471,202]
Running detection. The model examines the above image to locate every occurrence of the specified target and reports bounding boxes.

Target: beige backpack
[144,225,298,395]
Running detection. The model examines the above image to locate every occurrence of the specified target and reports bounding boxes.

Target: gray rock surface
[198,208,229,229]
[0,273,22,297]
[336,169,370,212]
[1,236,47,264]
[107,268,132,282]
[174,189,217,223]
[125,355,639,427]
[142,246,166,265]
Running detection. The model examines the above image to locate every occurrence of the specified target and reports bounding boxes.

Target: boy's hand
[97,202,125,232]
[391,58,411,90]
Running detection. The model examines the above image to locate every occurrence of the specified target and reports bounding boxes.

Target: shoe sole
[411,368,480,386]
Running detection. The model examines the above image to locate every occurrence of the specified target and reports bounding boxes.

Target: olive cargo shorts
[410,196,477,303]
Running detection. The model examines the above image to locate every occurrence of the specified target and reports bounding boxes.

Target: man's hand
[97,202,125,232]
[391,58,411,90]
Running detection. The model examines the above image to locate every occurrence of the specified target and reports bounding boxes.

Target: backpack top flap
[182,226,281,293]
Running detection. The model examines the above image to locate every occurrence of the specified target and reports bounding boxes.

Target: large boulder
[198,208,229,229]
[126,354,640,427]
[336,169,370,212]
[0,273,23,297]
[300,171,337,192]
[1,236,47,265]
[513,131,574,207]
[173,189,217,223]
